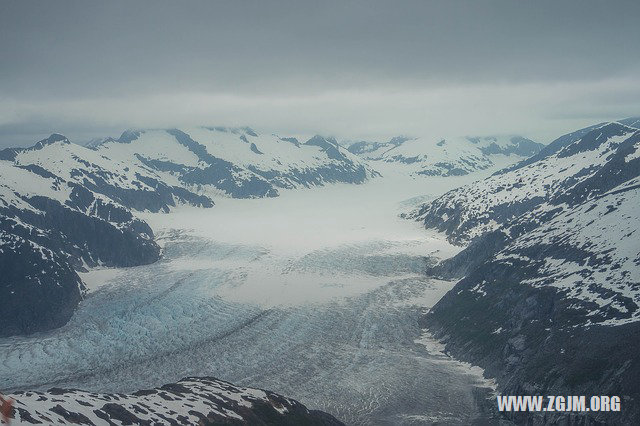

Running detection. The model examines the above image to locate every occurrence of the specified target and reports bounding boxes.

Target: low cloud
[1,0,639,147]
[2,77,639,147]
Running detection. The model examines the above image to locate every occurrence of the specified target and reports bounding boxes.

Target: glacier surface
[1,171,500,424]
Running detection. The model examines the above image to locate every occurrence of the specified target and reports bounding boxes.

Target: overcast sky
[1,0,639,147]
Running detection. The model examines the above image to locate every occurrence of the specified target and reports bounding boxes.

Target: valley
[1,170,501,425]
[2,119,639,424]
[3,4,639,424]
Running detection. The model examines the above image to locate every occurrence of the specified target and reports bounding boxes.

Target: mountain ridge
[6,376,344,425]
[0,127,382,337]
[410,117,640,423]
[348,134,545,177]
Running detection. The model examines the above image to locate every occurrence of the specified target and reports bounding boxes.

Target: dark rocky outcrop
[0,230,84,337]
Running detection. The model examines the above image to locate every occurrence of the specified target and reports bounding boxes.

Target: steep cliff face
[0,196,161,336]
[0,230,83,337]
[411,118,640,424]
[425,284,640,424]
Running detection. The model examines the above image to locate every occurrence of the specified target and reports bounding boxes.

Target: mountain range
[347,134,543,176]
[0,127,541,338]
[409,117,640,423]
[3,117,639,423]
[0,128,378,337]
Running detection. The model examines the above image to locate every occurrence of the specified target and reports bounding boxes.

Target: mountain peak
[556,121,635,159]
[618,116,640,129]
[305,135,338,146]
[388,136,411,146]
[117,129,143,144]
[85,136,116,149]
[304,135,345,160]
[33,133,70,149]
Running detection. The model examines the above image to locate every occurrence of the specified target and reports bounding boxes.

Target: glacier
[0,171,502,425]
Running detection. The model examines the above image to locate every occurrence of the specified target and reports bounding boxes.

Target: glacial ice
[1,173,500,424]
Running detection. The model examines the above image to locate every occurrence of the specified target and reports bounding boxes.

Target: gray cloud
[1,0,639,147]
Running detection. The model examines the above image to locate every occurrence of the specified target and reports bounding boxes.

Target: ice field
[0,169,500,424]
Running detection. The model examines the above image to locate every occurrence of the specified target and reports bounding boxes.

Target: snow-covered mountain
[0,135,166,337]
[0,128,376,337]
[409,118,640,423]
[3,133,214,213]
[348,134,543,176]
[6,376,343,425]
[90,127,377,198]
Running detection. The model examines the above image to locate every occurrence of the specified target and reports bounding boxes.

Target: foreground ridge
[5,376,344,425]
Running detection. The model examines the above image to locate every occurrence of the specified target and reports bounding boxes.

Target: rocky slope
[410,118,640,423]
[348,134,543,177]
[5,377,343,425]
[0,136,165,336]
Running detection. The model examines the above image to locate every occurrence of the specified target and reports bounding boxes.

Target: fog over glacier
[0,168,499,424]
